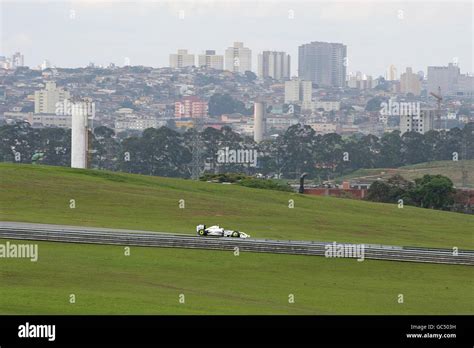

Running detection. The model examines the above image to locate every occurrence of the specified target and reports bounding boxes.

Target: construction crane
[430,86,442,130]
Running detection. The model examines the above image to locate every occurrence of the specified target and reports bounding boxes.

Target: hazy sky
[1,0,472,77]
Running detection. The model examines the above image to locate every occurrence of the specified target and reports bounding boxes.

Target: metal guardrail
[0,223,472,265]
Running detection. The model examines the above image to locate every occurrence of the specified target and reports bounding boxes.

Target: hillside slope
[1,239,472,314]
[0,163,472,249]
[337,160,474,188]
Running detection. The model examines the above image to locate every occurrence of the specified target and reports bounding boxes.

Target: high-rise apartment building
[11,52,24,68]
[169,49,195,68]
[298,41,346,87]
[175,96,208,118]
[347,72,374,90]
[198,50,224,70]
[386,65,398,81]
[456,74,474,97]
[284,79,312,105]
[225,42,252,73]
[427,63,473,96]
[400,109,435,134]
[34,81,71,114]
[400,67,421,96]
[427,63,460,95]
[257,51,290,80]
[0,52,25,69]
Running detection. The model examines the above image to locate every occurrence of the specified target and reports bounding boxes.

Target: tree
[386,174,414,204]
[91,126,119,170]
[344,134,381,171]
[366,175,414,204]
[208,93,236,116]
[423,130,443,162]
[118,127,191,177]
[280,124,318,178]
[208,93,252,117]
[366,181,392,202]
[365,97,385,111]
[410,175,455,210]
[244,71,257,82]
[379,131,403,167]
[37,127,71,166]
[401,131,428,164]
[314,132,345,178]
[374,77,389,91]
[0,122,38,163]
[462,123,474,160]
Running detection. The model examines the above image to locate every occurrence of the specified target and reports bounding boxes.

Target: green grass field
[0,163,473,249]
[336,160,474,188]
[0,239,472,314]
[0,163,473,314]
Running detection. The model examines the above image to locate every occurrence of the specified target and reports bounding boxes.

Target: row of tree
[366,174,457,210]
[0,121,472,180]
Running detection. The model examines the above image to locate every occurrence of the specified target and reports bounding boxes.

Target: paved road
[0,221,472,265]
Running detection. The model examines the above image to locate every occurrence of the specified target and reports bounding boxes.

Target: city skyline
[1,1,472,77]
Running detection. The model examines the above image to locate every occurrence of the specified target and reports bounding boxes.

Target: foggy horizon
[1,0,472,77]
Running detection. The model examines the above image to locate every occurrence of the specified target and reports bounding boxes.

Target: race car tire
[198,229,206,236]
[231,231,240,238]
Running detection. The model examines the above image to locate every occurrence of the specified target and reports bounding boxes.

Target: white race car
[196,224,250,239]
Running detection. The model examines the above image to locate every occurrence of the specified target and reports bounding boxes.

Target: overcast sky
[1,0,472,77]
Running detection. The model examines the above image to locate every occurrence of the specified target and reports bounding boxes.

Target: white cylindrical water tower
[71,102,88,169]
[253,101,265,143]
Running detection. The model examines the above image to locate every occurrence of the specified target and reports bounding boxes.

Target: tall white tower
[253,101,265,143]
[71,102,89,169]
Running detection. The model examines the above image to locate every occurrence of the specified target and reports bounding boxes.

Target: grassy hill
[336,160,474,188]
[0,239,472,314]
[0,163,472,314]
[0,163,472,249]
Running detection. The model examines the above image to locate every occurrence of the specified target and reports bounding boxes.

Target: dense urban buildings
[198,50,224,70]
[169,49,195,68]
[0,52,24,69]
[385,64,398,81]
[400,67,421,96]
[298,41,347,87]
[257,51,291,80]
[175,96,208,118]
[1,45,473,139]
[34,81,70,114]
[284,79,312,105]
[347,72,374,90]
[427,63,474,97]
[224,42,252,73]
[427,63,460,95]
[400,109,436,134]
